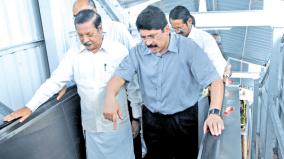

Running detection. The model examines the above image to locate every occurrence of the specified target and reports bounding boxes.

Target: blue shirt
[115,33,220,114]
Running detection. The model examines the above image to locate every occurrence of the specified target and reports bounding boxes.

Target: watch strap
[208,108,221,116]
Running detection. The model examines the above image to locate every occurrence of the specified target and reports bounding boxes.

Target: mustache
[83,42,92,47]
[146,44,158,48]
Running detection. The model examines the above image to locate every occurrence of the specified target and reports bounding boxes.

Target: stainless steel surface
[219,85,242,159]
[0,0,49,111]
[37,0,75,72]
[249,28,284,159]
[0,0,44,49]
[0,44,49,110]
[198,85,242,159]
[0,86,85,159]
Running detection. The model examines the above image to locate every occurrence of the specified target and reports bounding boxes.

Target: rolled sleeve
[131,105,142,119]
[115,51,137,82]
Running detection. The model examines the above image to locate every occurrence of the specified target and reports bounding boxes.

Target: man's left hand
[203,114,224,136]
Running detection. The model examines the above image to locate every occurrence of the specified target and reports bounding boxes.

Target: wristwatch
[208,108,221,116]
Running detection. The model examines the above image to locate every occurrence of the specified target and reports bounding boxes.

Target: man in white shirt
[4,10,136,159]
[72,1,145,158]
[169,5,227,77]
[55,0,142,140]
[72,0,143,123]
[73,1,145,158]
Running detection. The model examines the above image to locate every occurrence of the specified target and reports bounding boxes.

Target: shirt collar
[100,38,112,53]
[79,45,86,53]
[188,25,196,39]
[144,33,178,56]
[167,33,178,53]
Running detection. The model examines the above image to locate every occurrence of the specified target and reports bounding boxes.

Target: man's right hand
[3,107,32,122]
[57,86,67,101]
[103,95,123,129]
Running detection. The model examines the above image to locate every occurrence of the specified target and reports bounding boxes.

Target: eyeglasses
[140,32,163,41]
[171,26,185,33]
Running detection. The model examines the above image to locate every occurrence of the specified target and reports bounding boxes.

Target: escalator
[0,86,85,159]
[0,102,13,129]
[198,85,242,159]
[0,84,242,159]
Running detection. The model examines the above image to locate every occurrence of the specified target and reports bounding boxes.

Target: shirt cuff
[130,104,142,119]
[115,71,133,82]
[203,72,221,88]
[25,100,41,112]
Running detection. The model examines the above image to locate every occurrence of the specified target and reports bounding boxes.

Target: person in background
[211,33,223,52]
[190,14,196,26]
[4,10,137,159]
[211,32,232,81]
[103,5,224,159]
[169,5,227,78]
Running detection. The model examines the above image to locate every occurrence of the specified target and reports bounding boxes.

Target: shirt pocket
[103,63,117,83]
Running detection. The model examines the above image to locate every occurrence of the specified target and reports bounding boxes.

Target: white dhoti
[85,121,134,159]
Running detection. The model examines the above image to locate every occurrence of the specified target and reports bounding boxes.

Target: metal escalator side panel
[0,102,13,129]
[198,85,242,159]
[197,133,221,159]
[198,96,210,147]
[219,85,242,159]
[0,86,85,159]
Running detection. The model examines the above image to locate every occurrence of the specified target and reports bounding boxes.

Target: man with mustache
[4,10,137,159]
[103,5,224,159]
[60,1,145,158]
[59,0,142,121]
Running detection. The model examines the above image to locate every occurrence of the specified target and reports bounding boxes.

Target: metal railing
[249,33,284,159]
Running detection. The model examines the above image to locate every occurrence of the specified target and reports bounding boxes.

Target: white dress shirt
[188,26,227,76]
[72,20,142,118]
[26,39,138,133]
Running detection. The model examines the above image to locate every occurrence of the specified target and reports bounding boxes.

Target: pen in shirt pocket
[104,63,107,72]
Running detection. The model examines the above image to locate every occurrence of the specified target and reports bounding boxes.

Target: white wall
[0,0,49,110]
